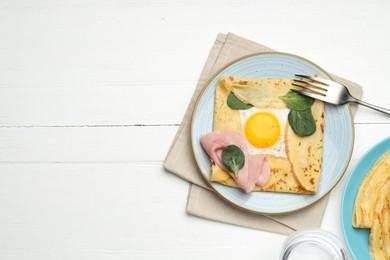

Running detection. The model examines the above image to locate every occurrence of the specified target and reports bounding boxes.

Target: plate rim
[190,51,355,215]
[341,136,390,258]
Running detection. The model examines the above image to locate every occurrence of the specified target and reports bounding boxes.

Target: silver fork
[292,74,390,115]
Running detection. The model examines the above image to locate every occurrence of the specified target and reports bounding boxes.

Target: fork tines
[292,74,328,97]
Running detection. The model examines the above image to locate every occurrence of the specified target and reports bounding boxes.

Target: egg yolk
[244,112,281,148]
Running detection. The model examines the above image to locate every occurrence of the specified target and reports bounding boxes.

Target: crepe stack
[353,150,390,260]
[210,76,324,194]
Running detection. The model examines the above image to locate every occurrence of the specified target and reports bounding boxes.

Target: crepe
[370,191,390,260]
[353,150,390,228]
[285,102,324,192]
[352,150,390,259]
[210,76,324,194]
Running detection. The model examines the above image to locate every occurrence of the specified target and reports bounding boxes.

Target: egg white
[240,107,289,158]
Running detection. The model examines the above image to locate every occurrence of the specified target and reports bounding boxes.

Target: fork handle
[351,98,390,115]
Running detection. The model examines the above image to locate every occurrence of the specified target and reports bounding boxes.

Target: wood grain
[0,0,389,126]
[1,0,390,259]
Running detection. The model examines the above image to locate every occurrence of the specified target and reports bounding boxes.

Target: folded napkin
[164,33,363,235]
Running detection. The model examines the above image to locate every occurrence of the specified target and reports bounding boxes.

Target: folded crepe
[353,150,390,228]
[352,150,390,260]
[209,76,324,194]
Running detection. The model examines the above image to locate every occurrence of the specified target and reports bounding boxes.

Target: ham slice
[200,130,270,193]
[252,155,270,187]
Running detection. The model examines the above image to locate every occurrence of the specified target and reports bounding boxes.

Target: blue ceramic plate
[191,52,354,214]
[341,137,390,259]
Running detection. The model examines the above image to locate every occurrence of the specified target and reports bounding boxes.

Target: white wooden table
[1,0,390,259]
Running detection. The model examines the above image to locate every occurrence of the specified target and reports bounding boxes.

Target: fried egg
[240,107,289,157]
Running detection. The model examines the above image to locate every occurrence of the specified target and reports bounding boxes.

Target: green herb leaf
[280,90,315,110]
[288,109,316,137]
[221,145,245,178]
[227,92,253,110]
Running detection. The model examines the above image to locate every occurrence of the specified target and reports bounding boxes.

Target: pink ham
[200,130,270,193]
[251,155,271,187]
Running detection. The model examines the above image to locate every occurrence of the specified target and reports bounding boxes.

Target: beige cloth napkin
[164,33,363,235]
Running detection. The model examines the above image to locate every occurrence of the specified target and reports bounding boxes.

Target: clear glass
[279,229,349,260]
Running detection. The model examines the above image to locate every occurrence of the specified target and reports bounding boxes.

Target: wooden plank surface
[1,0,390,259]
[0,125,388,260]
[0,0,389,126]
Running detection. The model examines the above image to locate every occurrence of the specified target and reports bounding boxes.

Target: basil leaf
[227,92,253,110]
[221,145,245,178]
[280,90,315,110]
[288,109,316,137]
